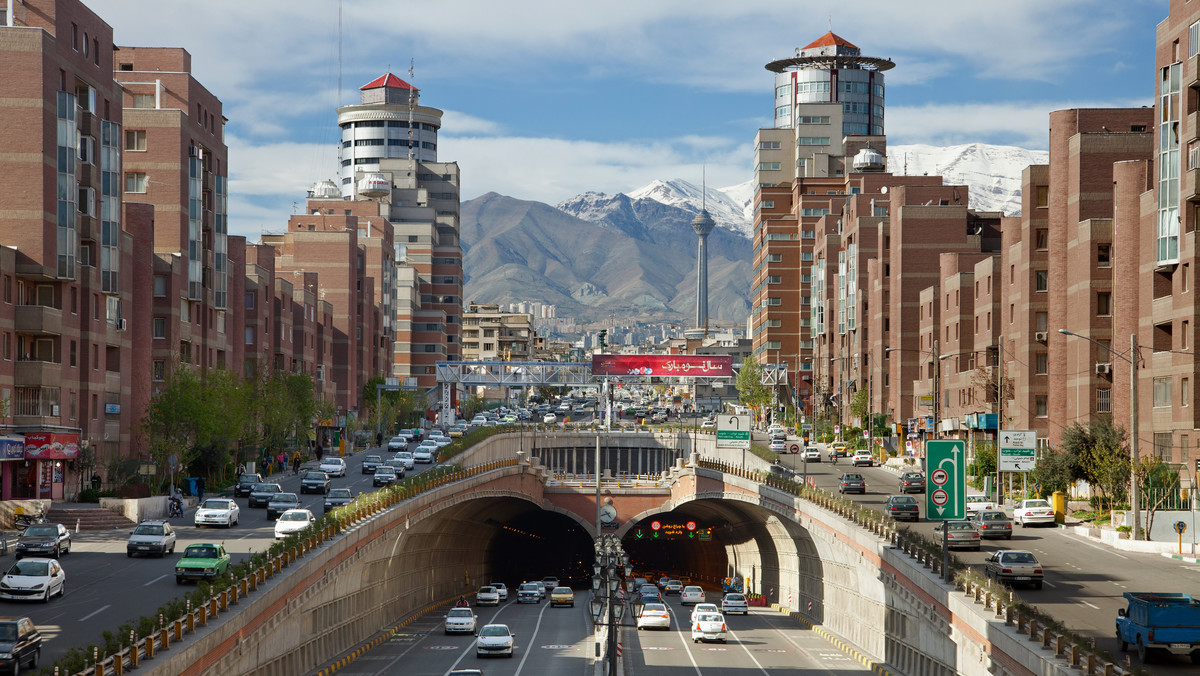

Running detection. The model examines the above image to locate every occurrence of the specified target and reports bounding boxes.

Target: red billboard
[591,354,733,377]
[23,432,80,459]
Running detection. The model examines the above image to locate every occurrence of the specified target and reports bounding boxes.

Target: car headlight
[205,567,214,574]
[0,582,9,590]
[175,568,184,574]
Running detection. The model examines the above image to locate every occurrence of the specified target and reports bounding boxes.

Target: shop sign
[24,432,80,459]
[0,436,26,460]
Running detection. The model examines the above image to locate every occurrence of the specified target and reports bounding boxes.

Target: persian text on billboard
[591,354,733,377]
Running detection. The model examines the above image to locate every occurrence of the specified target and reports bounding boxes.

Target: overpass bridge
[121,430,1122,676]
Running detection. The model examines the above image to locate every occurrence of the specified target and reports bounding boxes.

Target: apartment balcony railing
[14,304,62,336]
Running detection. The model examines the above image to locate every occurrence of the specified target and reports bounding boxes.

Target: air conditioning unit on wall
[1034,331,1048,343]
[1095,363,1112,376]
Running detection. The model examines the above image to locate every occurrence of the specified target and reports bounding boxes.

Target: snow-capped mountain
[885,143,1048,216]
[628,179,757,238]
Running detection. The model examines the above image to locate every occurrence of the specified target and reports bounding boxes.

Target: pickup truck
[1116,592,1200,664]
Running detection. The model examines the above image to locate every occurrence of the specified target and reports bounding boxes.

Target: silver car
[476,585,500,606]
[984,550,1044,589]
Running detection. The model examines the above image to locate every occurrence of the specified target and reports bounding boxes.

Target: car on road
[274,508,315,539]
[970,510,1014,539]
[838,472,867,494]
[803,447,821,462]
[15,524,71,560]
[851,450,874,467]
[372,466,398,487]
[194,498,240,528]
[690,602,720,623]
[830,441,850,457]
[541,575,559,589]
[637,603,671,630]
[127,520,176,558]
[983,550,1044,589]
[543,413,557,424]
[323,488,354,513]
[175,543,230,584]
[550,586,574,607]
[681,586,705,605]
[248,482,282,508]
[361,455,382,474]
[884,495,920,521]
[476,586,500,606]
[965,495,996,513]
[234,473,263,497]
[489,582,508,601]
[299,471,331,495]
[768,439,787,452]
[381,458,407,477]
[318,456,347,477]
[471,415,488,426]
[691,611,727,643]
[720,592,749,615]
[1013,499,1056,527]
[444,607,477,634]
[266,492,300,520]
[700,419,715,429]
[0,616,42,673]
[387,436,408,451]
[665,579,683,595]
[933,520,981,550]
[448,426,466,438]
[412,447,435,464]
[0,559,65,602]
[475,623,515,658]
[518,582,541,603]
[898,472,926,494]
[394,451,415,469]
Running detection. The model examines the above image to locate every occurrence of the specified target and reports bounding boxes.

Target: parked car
[720,592,749,615]
[932,520,981,550]
[15,524,71,560]
[323,488,354,513]
[194,498,240,528]
[234,473,263,497]
[680,586,705,605]
[127,520,176,558]
[248,482,282,508]
[444,607,477,634]
[637,603,671,630]
[965,494,996,513]
[0,559,65,602]
[318,456,347,477]
[475,623,515,658]
[884,495,920,521]
[476,586,501,606]
[838,473,866,494]
[0,616,42,673]
[970,510,1014,539]
[266,493,300,520]
[174,543,230,584]
[898,472,926,494]
[983,550,1044,589]
[1013,499,1056,527]
[691,611,727,643]
[372,466,398,487]
[361,455,382,474]
[851,450,874,467]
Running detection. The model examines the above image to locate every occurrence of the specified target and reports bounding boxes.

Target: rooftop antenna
[701,165,706,211]
[407,59,416,163]
[337,0,342,107]
[828,15,833,32]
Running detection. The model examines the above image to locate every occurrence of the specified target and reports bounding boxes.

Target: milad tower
[690,208,716,331]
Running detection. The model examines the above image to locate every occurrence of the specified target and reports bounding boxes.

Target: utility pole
[997,341,1004,506]
[1131,333,1141,540]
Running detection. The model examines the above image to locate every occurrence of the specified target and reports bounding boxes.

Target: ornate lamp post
[590,534,631,676]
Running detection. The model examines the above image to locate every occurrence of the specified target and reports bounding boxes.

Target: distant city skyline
[88,0,1163,238]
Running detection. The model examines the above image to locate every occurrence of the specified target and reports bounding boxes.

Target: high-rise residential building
[336,73,463,391]
[460,303,536,368]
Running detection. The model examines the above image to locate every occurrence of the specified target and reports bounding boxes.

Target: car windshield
[1002,552,1037,564]
[133,524,165,536]
[273,493,298,503]
[979,511,1007,521]
[643,604,667,612]
[842,474,863,481]
[22,526,56,537]
[479,625,510,637]
[1025,500,1051,509]
[239,474,260,482]
[9,560,48,576]
[520,584,537,591]
[322,459,342,466]
[697,614,722,622]
[553,587,571,594]
[947,522,974,531]
[184,546,219,558]
[725,594,745,602]
[365,456,381,462]
[0,625,14,641]
[890,497,916,505]
[303,472,325,480]
[448,608,473,617]
[479,587,495,594]
[903,473,922,480]
[253,484,279,493]
[201,500,230,510]
[279,511,309,522]
[329,489,352,498]
[967,496,987,503]
[397,452,412,458]
[376,467,395,475]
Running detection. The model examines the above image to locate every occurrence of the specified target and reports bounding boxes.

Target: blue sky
[88,0,1166,239]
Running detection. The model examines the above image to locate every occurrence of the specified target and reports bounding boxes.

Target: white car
[387,436,407,451]
[273,508,315,539]
[851,450,874,467]
[490,582,508,600]
[803,447,821,462]
[471,416,488,426]
[700,419,715,429]
[680,585,705,605]
[691,611,727,643]
[636,603,671,630]
[475,623,515,657]
[445,607,478,634]
[1013,499,1056,526]
[0,558,66,602]
[768,440,786,452]
[432,437,452,448]
[543,413,557,423]
[319,456,346,477]
[395,451,415,469]
[721,592,748,615]
[412,447,435,463]
[966,495,996,513]
[690,602,720,623]
[476,586,500,606]
[194,498,240,528]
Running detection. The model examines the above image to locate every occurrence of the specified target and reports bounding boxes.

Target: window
[767,254,782,263]
[797,137,830,146]
[152,276,167,297]
[1035,395,1048,417]
[1097,388,1111,414]
[1097,243,1111,266]
[1035,229,1048,250]
[1184,263,1191,292]
[78,187,95,216]
[124,172,148,193]
[1035,353,1048,375]
[767,276,781,284]
[152,360,165,382]
[1035,186,1048,207]
[1184,320,1190,350]
[1154,377,1173,408]
[1,332,8,360]
[757,162,781,171]
[1036,312,1048,332]
[1191,20,1200,58]
[244,328,254,346]
[1097,292,1111,316]
[244,291,255,309]
[124,130,146,151]
[69,340,76,367]
[91,343,98,370]
[78,135,94,165]
[758,141,781,150]
[795,115,830,125]
[1034,270,1048,292]
[801,208,830,217]
[153,317,166,339]
[1183,377,1191,407]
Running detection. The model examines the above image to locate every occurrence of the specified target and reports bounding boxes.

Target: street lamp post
[1059,329,1141,540]
[591,534,631,676]
[886,340,940,459]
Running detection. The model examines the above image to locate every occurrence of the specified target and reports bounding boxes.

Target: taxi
[550,586,575,607]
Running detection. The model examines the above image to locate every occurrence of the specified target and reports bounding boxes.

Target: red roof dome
[361,73,417,91]
[802,32,858,51]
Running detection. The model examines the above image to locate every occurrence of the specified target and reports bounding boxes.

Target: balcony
[105,370,121,395]
[14,359,62,388]
[77,213,98,242]
[14,305,62,336]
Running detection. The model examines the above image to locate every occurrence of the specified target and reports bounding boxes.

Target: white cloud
[441,111,505,136]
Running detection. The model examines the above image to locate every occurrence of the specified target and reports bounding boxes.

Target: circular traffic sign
[788,443,800,454]
[650,520,661,531]
[931,489,949,507]
[930,468,949,486]
[686,521,696,531]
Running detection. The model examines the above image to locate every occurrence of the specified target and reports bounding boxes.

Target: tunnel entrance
[484,503,594,588]
[622,509,730,586]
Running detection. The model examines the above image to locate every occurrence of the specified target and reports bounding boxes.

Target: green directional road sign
[925,440,966,520]
[716,415,751,449]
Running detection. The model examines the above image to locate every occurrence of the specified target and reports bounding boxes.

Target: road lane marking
[512,598,552,676]
[143,574,169,587]
[1078,600,1100,610]
[1061,532,1129,559]
[665,603,703,676]
[80,604,111,621]
[1042,581,1056,588]
[439,600,522,675]
[727,621,774,675]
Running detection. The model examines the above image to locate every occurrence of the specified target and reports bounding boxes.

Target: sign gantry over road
[925,440,966,520]
[716,415,751,450]
[998,430,1038,472]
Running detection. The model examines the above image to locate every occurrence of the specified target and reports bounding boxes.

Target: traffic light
[598,329,607,349]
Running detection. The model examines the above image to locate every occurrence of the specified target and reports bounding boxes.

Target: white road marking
[79,604,111,621]
[1041,581,1056,588]
[1078,600,1100,610]
[143,574,169,587]
[1061,532,1129,559]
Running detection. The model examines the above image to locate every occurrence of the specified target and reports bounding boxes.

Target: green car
[175,543,231,584]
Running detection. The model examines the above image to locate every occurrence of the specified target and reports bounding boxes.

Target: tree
[460,395,487,420]
[1029,447,1079,496]
[735,357,771,413]
[849,389,869,425]
[1062,419,1130,512]
[1138,456,1183,536]
[140,364,235,487]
